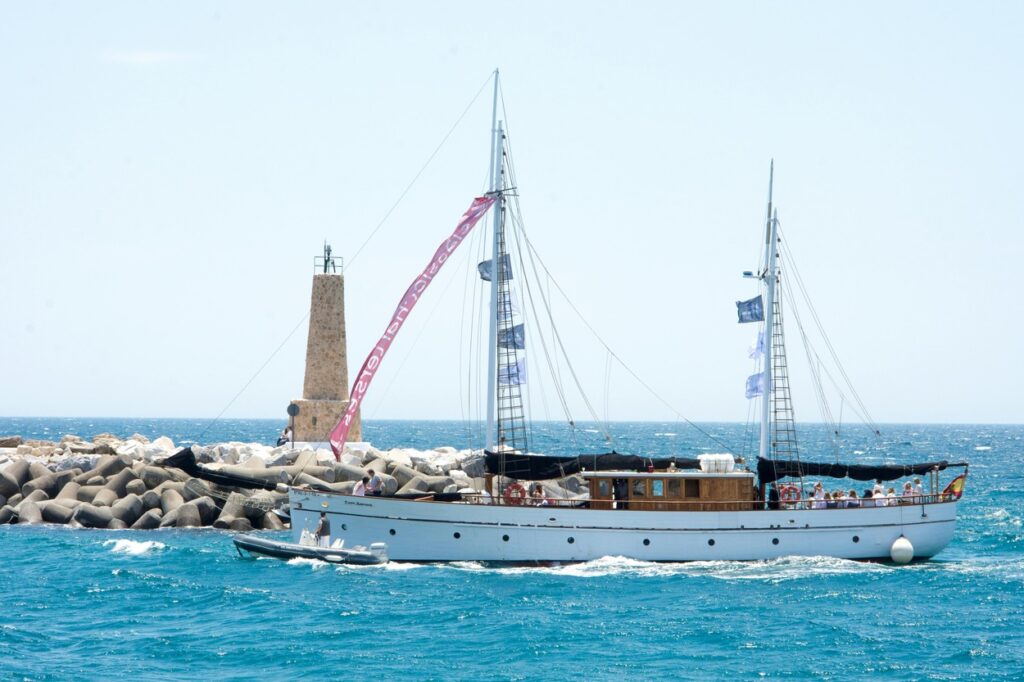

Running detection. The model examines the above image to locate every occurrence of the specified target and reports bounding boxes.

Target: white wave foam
[654,432,677,437]
[974,446,992,451]
[103,539,166,556]
[445,554,893,580]
[286,557,327,571]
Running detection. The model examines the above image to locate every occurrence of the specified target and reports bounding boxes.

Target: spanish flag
[942,474,967,500]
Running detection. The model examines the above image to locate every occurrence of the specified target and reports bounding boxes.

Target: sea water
[1,420,1022,680]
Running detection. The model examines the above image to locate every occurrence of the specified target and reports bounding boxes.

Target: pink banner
[330,194,498,458]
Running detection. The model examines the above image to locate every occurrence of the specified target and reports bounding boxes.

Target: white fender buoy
[890,535,914,564]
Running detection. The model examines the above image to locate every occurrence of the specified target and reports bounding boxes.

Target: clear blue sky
[1,2,1021,424]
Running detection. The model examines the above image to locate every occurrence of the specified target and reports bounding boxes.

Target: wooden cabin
[583,471,756,511]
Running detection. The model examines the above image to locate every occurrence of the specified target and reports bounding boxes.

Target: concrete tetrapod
[17,500,43,524]
[72,504,114,529]
[130,509,163,530]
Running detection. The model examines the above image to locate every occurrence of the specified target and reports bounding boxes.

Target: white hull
[289,490,958,562]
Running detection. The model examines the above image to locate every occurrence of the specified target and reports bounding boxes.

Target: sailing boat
[289,75,968,563]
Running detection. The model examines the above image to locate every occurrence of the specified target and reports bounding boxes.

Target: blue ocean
[1,419,1021,680]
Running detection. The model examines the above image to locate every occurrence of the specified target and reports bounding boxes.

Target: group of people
[352,470,383,497]
[767,478,926,510]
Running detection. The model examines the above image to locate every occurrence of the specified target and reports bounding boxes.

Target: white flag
[747,330,765,360]
[745,372,766,399]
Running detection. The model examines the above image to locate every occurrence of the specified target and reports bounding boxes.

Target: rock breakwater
[0,433,590,530]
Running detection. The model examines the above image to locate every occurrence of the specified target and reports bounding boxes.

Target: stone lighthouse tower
[289,244,360,443]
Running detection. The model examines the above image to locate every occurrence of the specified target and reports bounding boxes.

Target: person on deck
[913,477,924,501]
[353,476,369,496]
[366,470,383,496]
[531,485,547,506]
[812,482,826,509]
[767,483,781,510]
[846,490,860,508]
[901,481,916,504]
[314,512,331,547]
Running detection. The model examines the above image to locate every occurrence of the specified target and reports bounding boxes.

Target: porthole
[389,529,396,536]
[341,524,347,531]
[502,534,510,542]
[643,538,651,546]
[453,532,461,539]
[772,538,780,545]
[852,535,860,543]
[567,537,575,544]
[708,539,715,547]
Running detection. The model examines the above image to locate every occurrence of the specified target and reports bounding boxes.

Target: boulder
[151,436,175,452]
[397,477,431,496]
[39,501,75,524]
[92,488,118,507]
[260,511,286,530]
[87,455,130,480]
[85,476,105,486]
[291,473,332,491]
[158,507,181,528]
[128,433,151,444]
[241,456,268,470]
[0,436,22,448]
[383,448,414,469]
[413,459,444,477]
[331,462,368,483]
[213,493,247,529]
[175,502,202,528]
[22,473,59,498]
[72,504,114,529]
[292,450,318,469]
[390,464,420,488]
[191,496,219,526]
[15,489,49,510]
[17,500,43,524]
[460,452,487,478]
[418,475,456,494]
[0,505,15,524]
[115,441,145,460]
[228,517,254,532]
[67,442,99,455]
[160,489,185,515]
[56,481,81,501]
[104,468,139,498]
[110,494,144,526]
[181,478,212,502]
[139,466,172,490]
[125,478,147,496]
[76,485,103,503]
[130,509,162,530]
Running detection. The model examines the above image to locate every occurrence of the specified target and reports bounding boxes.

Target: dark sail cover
[160,447,279,491]
[756,456,954,485]
[485,451,702,480]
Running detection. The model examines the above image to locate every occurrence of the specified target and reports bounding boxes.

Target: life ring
[503,483,527,506]
[779,484,801,503]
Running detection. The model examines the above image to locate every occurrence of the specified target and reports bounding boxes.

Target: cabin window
[597,480,610,499]
[667,479,682,498]
[651,480,664,497]
[632,480,646,498]
[685,480,700,498]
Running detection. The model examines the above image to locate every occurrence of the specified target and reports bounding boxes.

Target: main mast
[759,163,777,460]
[485,70,503,451]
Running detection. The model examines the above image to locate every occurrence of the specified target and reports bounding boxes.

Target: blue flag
[478,255,512,282]
[498,324,525,350]
[736,296,764,323]
[498,359,527,386]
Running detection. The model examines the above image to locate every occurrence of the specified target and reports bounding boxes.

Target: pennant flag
[736,296,764,323]
[498,359,527,386]
[942,474,967,500]
[478,255,512,282]
[748,330,765,360]
[498,324,526,350]
[745,372,766,399]
[329,194,498,459]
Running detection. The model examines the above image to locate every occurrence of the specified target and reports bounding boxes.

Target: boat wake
[444,554,894,580]
[285,557,328,571]
[103,539,166,556]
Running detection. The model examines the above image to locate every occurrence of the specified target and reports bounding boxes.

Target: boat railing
[452,492,958,510]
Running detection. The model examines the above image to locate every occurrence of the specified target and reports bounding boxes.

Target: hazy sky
[1,2,1021,425]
